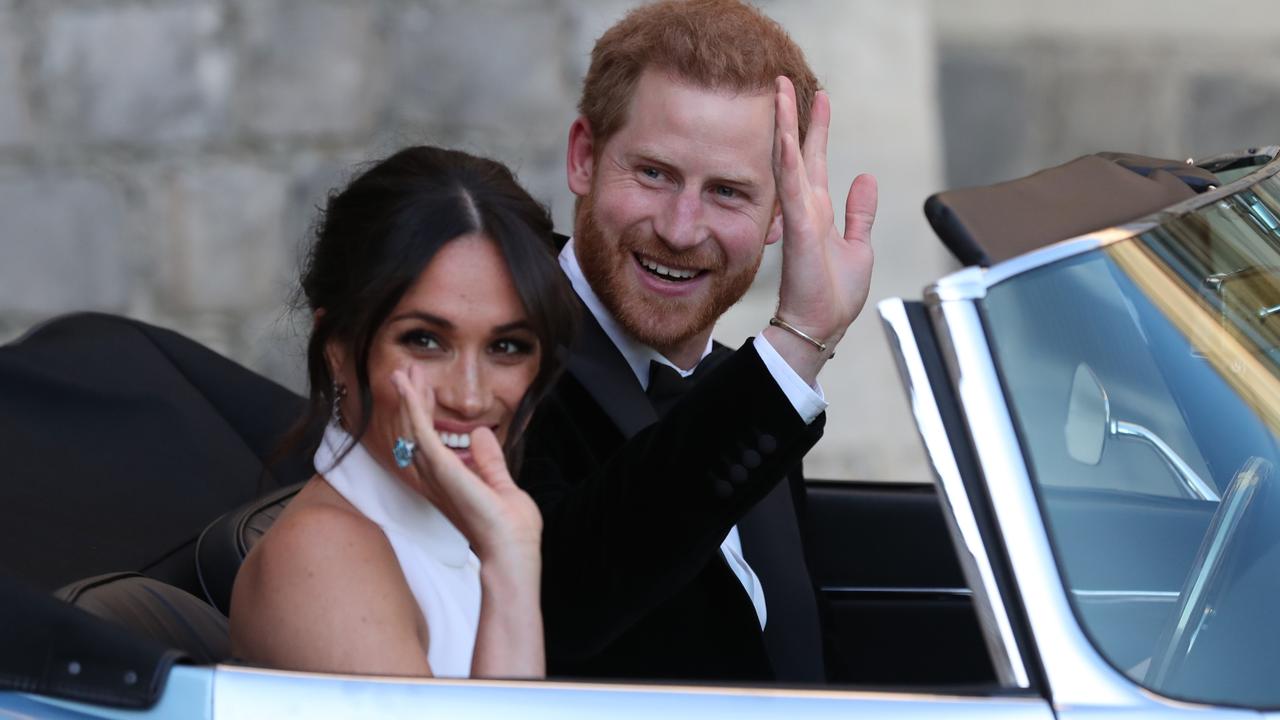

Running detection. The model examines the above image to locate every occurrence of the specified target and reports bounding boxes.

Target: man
[518,0,876,683]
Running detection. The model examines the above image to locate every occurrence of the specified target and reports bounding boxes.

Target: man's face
[570,69,781,354]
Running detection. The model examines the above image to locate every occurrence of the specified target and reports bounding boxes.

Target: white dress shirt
[559,238,827,630]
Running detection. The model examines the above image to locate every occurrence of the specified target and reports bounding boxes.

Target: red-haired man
[520,0,877,682]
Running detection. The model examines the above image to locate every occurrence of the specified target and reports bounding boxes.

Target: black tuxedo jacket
[519,302,827,682]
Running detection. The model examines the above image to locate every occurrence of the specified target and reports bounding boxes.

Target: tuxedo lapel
[566,302,656,439]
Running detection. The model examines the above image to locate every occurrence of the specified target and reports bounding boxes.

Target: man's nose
[434,355,489,418]
[652,187,704,252]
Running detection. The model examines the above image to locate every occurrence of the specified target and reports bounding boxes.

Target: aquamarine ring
[393,436,416,468]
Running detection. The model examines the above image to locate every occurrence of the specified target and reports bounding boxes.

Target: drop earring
[332,380,348,426]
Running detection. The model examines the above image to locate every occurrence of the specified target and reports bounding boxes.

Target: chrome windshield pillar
[925,293,1158,709]
[878,298,1030,689]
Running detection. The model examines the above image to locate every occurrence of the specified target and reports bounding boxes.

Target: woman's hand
[392,365,546,678]
[391,365,542,564]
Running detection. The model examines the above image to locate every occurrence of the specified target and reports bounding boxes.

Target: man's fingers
[801,90,830,190]
[843,173,879,245]
[774,76,799,141]
[772,77,796,186]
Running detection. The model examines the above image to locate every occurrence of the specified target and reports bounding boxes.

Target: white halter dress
[314,424,481,678]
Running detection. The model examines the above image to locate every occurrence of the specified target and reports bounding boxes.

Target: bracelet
[768,316,832,357]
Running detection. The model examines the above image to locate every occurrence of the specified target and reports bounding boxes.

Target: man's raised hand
[766,75,877,384]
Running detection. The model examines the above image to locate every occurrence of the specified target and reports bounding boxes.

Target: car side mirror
[1065,363,1109,465]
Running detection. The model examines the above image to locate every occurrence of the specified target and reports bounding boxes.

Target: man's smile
[635,253,706,282]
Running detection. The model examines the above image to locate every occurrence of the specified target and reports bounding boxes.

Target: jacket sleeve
[518,339,825,658]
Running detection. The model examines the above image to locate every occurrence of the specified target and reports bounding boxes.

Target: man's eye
[399,330,442,351]
[641,167,663,180]
[714,185,738,199]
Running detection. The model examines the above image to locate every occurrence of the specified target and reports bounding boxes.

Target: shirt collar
[559,237,714,389]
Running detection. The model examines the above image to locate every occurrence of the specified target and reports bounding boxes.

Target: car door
[894,205,1273,717]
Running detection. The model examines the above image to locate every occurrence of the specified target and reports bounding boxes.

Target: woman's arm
[393,366,545,679]
[470,547,543,677]
[229,501,434,676]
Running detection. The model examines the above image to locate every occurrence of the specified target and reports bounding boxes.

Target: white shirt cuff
[752,334,827,425]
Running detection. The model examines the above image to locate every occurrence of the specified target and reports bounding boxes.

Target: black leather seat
[196,482,304,616]
[56,572,230,665]
[0,313,315,595]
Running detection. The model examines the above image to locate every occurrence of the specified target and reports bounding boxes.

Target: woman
[229,146,577,679]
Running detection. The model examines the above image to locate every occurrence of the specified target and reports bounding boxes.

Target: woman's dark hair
[288,145,577,470]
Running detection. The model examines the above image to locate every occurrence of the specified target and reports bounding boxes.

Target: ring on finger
[393,436,416,468]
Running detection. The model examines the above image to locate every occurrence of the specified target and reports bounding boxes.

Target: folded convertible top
[925,152,1220,267]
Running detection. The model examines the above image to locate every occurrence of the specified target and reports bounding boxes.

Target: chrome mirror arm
[1110,420,1221,501]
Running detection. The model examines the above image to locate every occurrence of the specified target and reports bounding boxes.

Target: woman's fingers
[468,426,515,492]
[391,368,463,483]
[391,366,499,508]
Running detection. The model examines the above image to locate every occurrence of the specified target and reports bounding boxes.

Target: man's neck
[656,332,714,372]
[559,237,715,384]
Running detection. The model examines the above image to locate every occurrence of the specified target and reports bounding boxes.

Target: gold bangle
[768,316,830,356]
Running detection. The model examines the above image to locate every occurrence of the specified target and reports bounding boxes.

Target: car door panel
[805,480,996,686]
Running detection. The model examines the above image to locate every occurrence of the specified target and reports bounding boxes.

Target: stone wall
[8,1,1274,483]
[933,0,1280,189]
[0,0,945,483]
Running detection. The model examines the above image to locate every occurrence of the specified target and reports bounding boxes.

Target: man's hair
[579,0,819,149]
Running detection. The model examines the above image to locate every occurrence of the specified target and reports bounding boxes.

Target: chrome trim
[821,586,973,597]
[210,664,1055,720]
[928,228,1145,304]
[1071,589,1178,602]
[928,298,1151,707]
[1112,420,1220,501]
[926,266,990,303]
[926,149,1280,301]
[877,298,1030,688]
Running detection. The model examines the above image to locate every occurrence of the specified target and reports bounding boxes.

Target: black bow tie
[645,348,731,417]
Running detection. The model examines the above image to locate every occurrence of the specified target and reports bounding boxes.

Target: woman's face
[333,233,540,472]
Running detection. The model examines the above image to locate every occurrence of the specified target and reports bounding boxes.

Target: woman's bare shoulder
[229,478,431,675]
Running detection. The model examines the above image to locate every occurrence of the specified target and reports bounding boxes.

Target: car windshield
[981,167,1280,709]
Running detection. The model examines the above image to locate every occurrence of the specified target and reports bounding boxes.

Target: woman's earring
[332,381,348,426]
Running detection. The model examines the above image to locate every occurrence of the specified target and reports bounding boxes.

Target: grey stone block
[1040,49,1180,164]
[390,2,571,141]
[0,6,34,146]
[560,0,638,85]
[38,3,232,145]
[938,45,1032,189]
[232,0,388,139]
[1186,73,1280,158]
[155,162,289,312]
[0,169,132,314]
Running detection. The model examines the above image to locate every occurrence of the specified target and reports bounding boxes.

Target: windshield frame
[917,147,1280,713]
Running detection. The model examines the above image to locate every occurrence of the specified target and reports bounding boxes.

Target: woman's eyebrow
[389,312,532,335]
[493,320,533,334]
[388,311,452,328]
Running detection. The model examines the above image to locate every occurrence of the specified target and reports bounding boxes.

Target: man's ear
[566,116,596,197]
[765,201,784,245]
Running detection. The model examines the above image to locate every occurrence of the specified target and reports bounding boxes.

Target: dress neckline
[314,423,471,568]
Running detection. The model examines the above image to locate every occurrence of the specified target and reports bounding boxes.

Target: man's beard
[574,189,762,355]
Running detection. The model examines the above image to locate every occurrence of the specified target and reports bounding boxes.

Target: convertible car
[3,145,1279,718]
